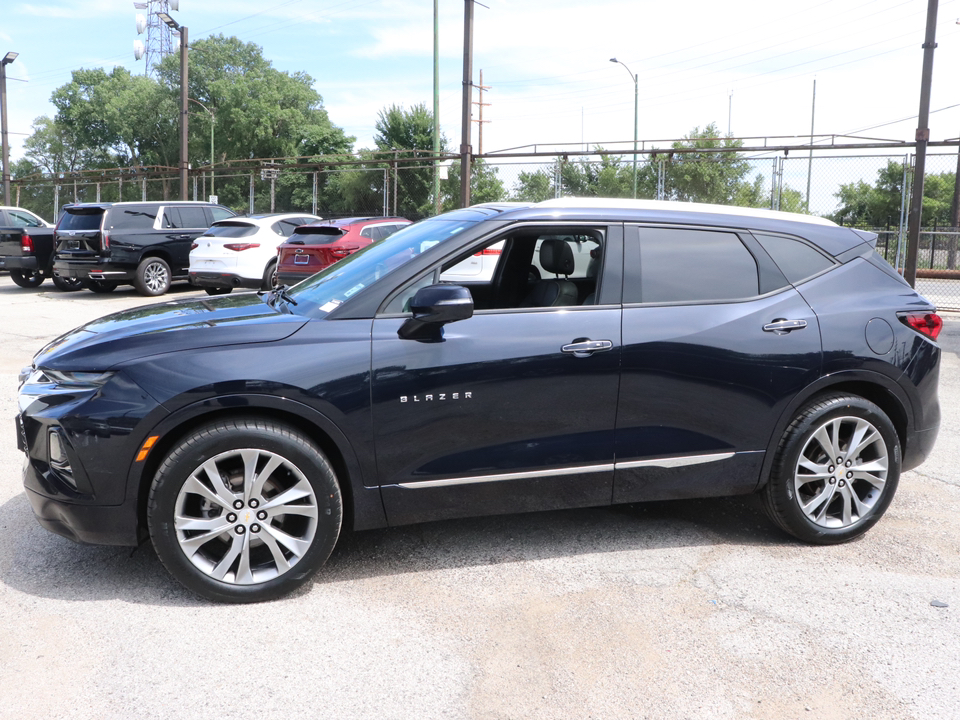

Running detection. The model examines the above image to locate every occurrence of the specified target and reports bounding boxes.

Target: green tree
[828,160,953,227]
[439,158,506,211]
[511,169,554,202]
[661,123,752,204]
[370,102,447,219]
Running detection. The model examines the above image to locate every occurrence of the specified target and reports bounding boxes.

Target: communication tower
[133,0,181,76]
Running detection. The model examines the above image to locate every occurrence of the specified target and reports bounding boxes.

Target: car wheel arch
[755,371,912,491]
[129,396,377,541]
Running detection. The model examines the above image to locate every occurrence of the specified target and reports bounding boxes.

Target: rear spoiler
[849,228,878,248]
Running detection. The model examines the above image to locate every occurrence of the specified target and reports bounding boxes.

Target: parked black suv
[17,199,942,602]
[53,201,235,296]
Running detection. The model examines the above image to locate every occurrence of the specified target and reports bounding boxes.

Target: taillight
[102,232,110,250]
[224,243,261,252]
[191,242,198,250]
[329,247,354,258]
[899,312,943,341]
[21,234,35,253]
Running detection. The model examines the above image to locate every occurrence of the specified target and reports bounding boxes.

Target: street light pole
[1,52,18,207]
[159,13,188,200]
[188,98,214,198]
[610,58,638,199]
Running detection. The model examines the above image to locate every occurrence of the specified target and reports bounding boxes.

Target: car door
[372,224,624,526]
[613,224,823,503]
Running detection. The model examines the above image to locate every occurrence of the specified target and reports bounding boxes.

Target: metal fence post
[54,184,59,216]
[895,155,911,272]
[382,169,388,217]
[96,182,101,203]
[313,171,318,216]
[249,173,255,214]
[142,176,147,201]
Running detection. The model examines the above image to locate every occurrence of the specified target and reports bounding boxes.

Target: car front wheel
[148,418,342,603]
[761,394,900,544]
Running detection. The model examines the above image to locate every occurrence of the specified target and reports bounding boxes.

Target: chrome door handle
[763,318,808,334]
[562,339,613,357]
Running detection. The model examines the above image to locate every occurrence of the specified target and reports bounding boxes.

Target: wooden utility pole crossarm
[472,70,491,156]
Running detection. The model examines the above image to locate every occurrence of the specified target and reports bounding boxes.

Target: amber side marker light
[136,435,160,462]
[899,312,943,341]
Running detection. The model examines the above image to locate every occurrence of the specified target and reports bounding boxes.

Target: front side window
[626,227,759,304]
[178,207,209,229]
[383,228,606,314]
[210,207,235,223]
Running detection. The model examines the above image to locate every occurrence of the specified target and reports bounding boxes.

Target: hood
[34,293,308,371]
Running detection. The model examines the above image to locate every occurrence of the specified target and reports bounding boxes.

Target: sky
[4,0,960,167]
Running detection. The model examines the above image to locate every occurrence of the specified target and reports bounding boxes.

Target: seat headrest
[539,238,575,276]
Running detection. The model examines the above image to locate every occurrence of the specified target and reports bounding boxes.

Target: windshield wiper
[259,284,298,310]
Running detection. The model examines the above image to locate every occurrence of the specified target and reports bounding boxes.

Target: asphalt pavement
[0,275,958,720]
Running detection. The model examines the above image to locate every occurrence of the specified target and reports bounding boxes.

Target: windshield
[286,218,474,316]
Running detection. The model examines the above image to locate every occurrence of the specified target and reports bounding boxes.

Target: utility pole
[904,0,939,288]
[459,0,474,208]
[433,0,440,213]
[806,78,816,212]
[0,52,16,206]
[472,70,491,155]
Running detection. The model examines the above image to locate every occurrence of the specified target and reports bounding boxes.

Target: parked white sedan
[188,213,321,295]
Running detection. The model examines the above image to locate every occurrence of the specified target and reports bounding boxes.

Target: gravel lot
[0,274,958,720]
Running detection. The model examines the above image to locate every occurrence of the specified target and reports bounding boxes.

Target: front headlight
[17,367,115,413]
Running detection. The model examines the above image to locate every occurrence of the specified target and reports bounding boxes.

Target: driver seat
[520,239,578,307]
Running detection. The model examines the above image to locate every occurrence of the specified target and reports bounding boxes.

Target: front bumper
[24,484,140,546]
[0,255,40,271]
[189,271,261,290]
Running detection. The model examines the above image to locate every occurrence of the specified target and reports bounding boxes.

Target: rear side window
[162,208,182,228]
[105,207,158,230]
[753,232,835,285]
[58,210,104,232]
[178,207,209,228]
[628,228,759,304]
[203,223,258,239]
[209,207,234,223]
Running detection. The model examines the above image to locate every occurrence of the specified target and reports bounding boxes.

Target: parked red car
[275,216,411,285]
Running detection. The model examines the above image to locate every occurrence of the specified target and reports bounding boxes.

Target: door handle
[763,318,808,334]
[561,339,613,357]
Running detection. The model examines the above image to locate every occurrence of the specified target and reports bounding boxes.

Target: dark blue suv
[16,199,942,602]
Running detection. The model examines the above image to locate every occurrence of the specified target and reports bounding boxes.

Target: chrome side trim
[397,463,615,489]
[615,452,735,470]
[396,452,735,489]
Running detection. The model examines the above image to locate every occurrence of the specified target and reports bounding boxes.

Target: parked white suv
[188,213,321,294]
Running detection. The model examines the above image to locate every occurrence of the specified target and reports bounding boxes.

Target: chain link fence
[11,149,960,310]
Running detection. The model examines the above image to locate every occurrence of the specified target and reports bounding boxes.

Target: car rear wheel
[262,259,277,290]
[148,417,342,603]
[9,269,45,288]
[204,286,232,296]
[761,394,900,544]
[51,274,83,291]
[86,279,119,293]
[135,257,172,296]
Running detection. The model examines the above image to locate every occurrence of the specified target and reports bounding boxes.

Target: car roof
[533,197,838,227]
[63,201,224,210]
[298,216,409,229]
[212,213,319,226]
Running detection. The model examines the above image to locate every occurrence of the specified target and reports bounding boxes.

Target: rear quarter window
[753,232,835,285]
[105,206,158,230]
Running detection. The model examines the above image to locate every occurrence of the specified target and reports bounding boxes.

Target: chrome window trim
[396,452,735,489]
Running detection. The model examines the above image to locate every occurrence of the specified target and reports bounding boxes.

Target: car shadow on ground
[0,489,791,607]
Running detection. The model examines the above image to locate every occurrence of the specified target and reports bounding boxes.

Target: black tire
[262,259,277,291]
[134,257,172,296]
[204,286,233,296]
[86,279,119,293]
[148,417,343,603]
[9,269,45,288]
[51,274,84,292]
[761,394,901,544]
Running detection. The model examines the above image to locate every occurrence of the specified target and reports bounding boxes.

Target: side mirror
[398,284,474,340]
